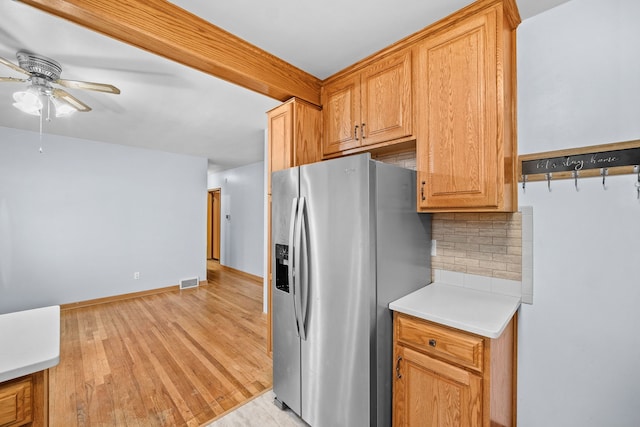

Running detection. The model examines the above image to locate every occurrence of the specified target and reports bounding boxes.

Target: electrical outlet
[430,240,437,256]
[134,272,140,280]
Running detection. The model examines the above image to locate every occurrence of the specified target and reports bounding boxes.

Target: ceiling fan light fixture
[3,50,119,118]
[12,89,43,116]
[51,96,76,117]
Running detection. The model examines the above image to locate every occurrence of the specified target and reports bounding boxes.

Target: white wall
[517,1,640,426]
[208,161,264,278]
[0,127,208,314]
[263,132,269,313]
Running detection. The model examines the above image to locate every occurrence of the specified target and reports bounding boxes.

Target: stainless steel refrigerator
[272,153,431,427]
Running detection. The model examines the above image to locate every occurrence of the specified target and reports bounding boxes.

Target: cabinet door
[394,346,482,427]
[321,74,360,155]
[0,377,32,427]
[416,8,500,210]
[360,50,412,146]
[268,102,293,174]
[292,101,322,166]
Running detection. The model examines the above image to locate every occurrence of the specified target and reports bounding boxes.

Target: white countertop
[0,305,61,382]
[389,283,520,338]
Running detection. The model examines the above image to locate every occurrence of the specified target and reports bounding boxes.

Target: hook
[522,175,527,191]
[572,170,579,191]
[635,165,639,199]
[601,168,608,189]
[546,173,552,192]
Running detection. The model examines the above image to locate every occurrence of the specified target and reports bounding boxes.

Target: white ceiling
[0,0,571,173]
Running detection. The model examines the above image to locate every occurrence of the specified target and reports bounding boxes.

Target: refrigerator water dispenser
[275,243,289,293]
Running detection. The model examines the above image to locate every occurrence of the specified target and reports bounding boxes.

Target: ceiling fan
[0,50,120,116]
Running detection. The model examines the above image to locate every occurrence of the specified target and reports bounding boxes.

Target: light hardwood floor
[50,262,272,426]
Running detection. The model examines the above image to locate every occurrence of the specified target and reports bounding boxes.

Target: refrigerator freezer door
[299,154,373,426]
[372,161,432,426]
[272,167,302,415]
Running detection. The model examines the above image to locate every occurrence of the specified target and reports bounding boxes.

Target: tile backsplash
[431,212,522,281]
[373,150,416,170]
[432,209,533,303]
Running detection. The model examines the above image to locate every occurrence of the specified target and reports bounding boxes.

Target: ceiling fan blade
[0,76,28,83]
[55,78,121,94]
[0,55,30,76]
[52,88,92,112]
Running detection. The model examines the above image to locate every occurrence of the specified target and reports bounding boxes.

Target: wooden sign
[518,139,640,182]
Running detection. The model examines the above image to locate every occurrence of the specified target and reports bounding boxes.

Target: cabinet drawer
[0,376,32,427]
[396,313,484,372]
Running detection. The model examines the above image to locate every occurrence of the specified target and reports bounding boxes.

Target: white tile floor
[208,390,308,426]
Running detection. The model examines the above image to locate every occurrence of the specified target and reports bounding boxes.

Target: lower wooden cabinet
[395,345,483,426]
[0,377,31,427]
[0,371,48,427]
[393,313,516,427]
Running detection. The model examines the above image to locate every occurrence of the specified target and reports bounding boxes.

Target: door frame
[207,188,221,260]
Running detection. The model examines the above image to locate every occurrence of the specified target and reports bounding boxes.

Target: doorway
[207,188,221,260]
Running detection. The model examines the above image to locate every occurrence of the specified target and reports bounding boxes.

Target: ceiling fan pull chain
[46,97,52,122]
[39,108,44,154]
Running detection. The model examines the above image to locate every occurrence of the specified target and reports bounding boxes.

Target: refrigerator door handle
[296,197,308,341]
[288,197,301,337]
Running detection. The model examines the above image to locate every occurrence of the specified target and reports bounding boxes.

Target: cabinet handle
[354,124,359,141]
[421,181,426,201]
[429,339,437,347]
[395,356,403,379]
[361,123,366,139]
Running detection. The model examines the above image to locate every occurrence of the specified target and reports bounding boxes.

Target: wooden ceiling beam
[19,0,322,105]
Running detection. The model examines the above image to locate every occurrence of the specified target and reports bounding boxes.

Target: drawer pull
[429,339,437,347]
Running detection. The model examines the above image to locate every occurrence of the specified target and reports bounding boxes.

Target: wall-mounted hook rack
[518,140,640,194]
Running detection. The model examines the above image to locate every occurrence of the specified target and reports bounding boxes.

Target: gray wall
[517,0,640,425]
[208,161,265,278]
[0,126,207,313]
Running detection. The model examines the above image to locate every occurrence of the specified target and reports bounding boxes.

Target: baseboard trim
[61,267,264,310]
[217,264,263,284]
[61,280,208,311]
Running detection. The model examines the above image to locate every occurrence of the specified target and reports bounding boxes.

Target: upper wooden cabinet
[267,97,322,193]
[321,50,413,156]
[415,0,519,212]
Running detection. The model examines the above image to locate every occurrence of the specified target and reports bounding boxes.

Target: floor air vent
[180,277,199,289]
